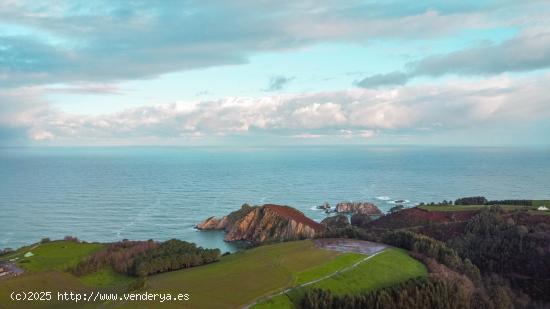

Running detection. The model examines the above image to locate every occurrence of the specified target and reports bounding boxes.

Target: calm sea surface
[1,146,549,252]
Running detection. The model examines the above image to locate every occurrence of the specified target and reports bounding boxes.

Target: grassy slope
[419,200,550,213]
[294,253,364,285]
[307,248,426,294]
[0,241,133,309]
[1,240,426,309]
[419,204,531,212]
[256,248,427,308]
[140,240,341,309]
[1,240,103,272]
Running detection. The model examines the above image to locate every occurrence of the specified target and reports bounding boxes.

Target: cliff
[197,204,325,244]
[196,204,255,231]
[335,202,383,215]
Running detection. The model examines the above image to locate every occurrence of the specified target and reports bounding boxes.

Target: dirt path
[242,239,388,309]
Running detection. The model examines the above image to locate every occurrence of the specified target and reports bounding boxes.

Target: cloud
[3,73,549,144]
[265,76,294,91]
[45,83,123,95]
[356,72,411,88]
[0,0,525,87]
[358,29,550,87]
[292,133,322,139]
[29,129,54,141]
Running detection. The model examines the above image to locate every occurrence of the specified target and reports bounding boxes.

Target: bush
[63,236,79,242]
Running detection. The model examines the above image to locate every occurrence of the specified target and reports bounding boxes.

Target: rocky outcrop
[197,204,325,244]
[196,216,229,230]
[336,202,383,215]
[321,214,350,229]
[196,204,255,232]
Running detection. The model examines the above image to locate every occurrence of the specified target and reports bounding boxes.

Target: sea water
[1,146,549,252]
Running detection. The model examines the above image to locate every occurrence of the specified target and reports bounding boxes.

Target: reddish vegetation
[413,222,468,241]
[72,240,159,275]
[508,211,550,225]
[264,204,325,232]
[367,208,480,230]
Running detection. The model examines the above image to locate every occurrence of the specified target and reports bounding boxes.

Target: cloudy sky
[1,0,550,146]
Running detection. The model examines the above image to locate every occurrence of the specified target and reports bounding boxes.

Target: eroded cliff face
[196,204,255,231]
[336,202,383,215]
[196,216,229,230]
[197,204,325,244]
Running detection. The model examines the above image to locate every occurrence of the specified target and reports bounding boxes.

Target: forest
[311,206,550,308]
[72,239,220,277]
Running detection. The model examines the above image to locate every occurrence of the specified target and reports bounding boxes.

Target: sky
[1,0,550,146]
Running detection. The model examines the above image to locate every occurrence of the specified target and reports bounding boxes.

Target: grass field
[418,204,533,212]
[0,240,426,309]
[141,240,343,309]
[418,200,550,213]
[0,241,133,309]
[79,267,135,288]
[294,253,364,285]
[307,249,426,294]
[1,240,103,272]
[255,248,427,308]
[532,200,550,207]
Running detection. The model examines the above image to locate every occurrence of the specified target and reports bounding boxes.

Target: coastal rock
[196,216,229,230]
[321,214,350,229]
[198,204,325,244]
[335,202,383,215]
[196,204,255,231]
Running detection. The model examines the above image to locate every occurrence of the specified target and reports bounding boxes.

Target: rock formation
[335,202,383,215]
[197,204,325,244]
[196,216,229,230]
[321,214,350,229]
[196,204,255,232]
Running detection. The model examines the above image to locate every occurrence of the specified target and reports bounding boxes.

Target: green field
[0,241,134,309]
[294,253,364,285]
[1,240,104,272]
[418,200,550,213]
[141,240,343,309]
[418,204,533,212]
[256,248,427,308]
[0,240,427,309]
[532,200,550,207]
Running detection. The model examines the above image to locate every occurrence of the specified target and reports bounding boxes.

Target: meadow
[255,248,427,308]
[1,239,427,309]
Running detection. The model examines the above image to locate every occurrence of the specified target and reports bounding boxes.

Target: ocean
[1,146,549,252]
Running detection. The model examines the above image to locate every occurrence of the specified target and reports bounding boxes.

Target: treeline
[454,196,533,206]
[485,200,533,206]
[454,196,488,205]
[72,239,220,277]
[72,240,159,275]
[131,239,220,276]
[300,276,523,309]
[381,230,480,284]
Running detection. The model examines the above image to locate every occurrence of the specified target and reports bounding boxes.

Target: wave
[376,196,392,201]
[388,199,411,204]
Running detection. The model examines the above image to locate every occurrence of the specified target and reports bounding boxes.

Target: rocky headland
[197,204,325,244]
